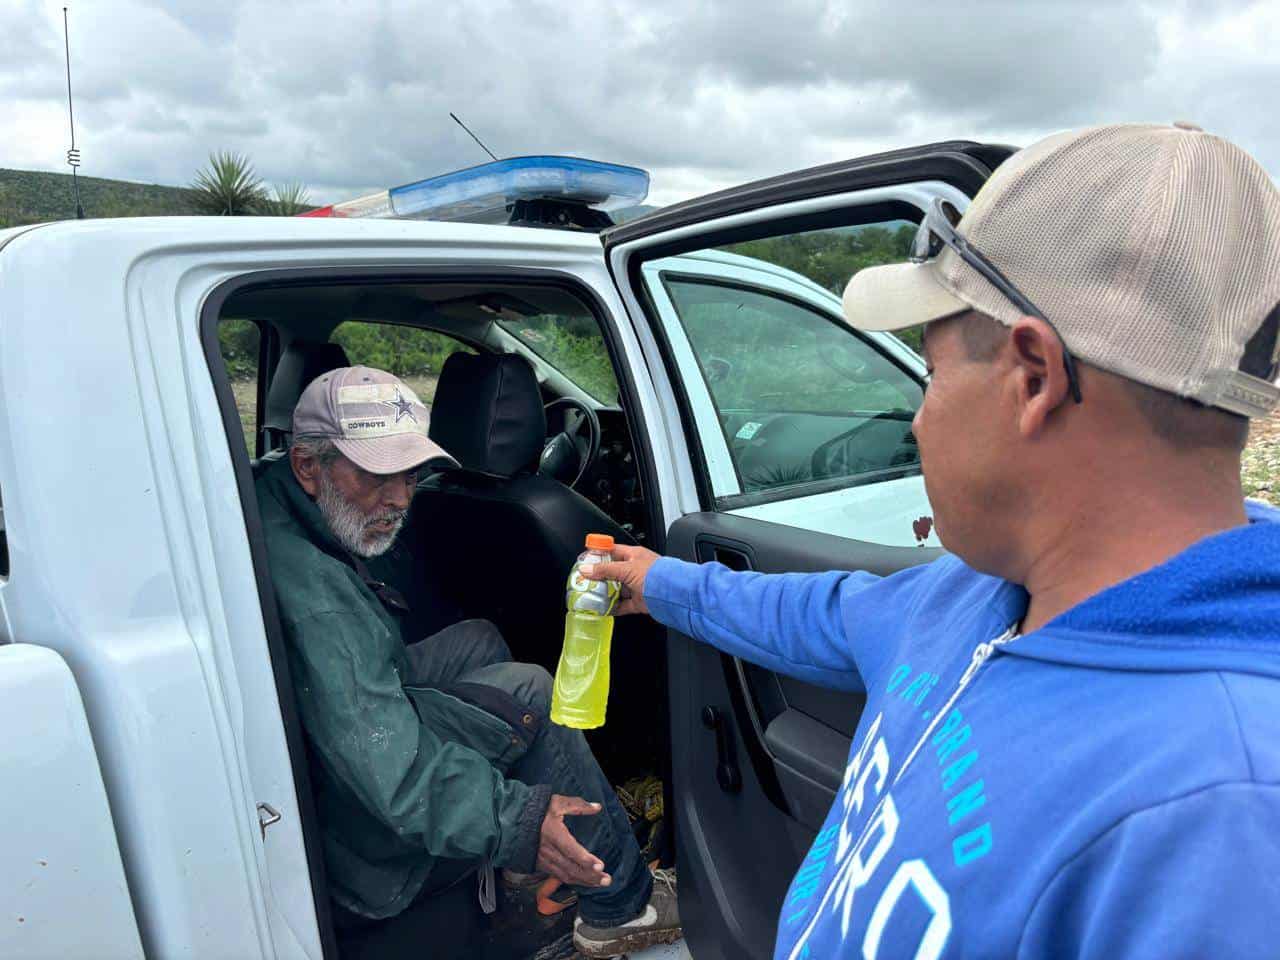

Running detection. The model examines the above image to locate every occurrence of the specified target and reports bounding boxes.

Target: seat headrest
[263,340,352,433]
[429,353,546,478]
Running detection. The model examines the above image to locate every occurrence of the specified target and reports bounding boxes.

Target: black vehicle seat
[251,339,352,476]
[409,352,633,665]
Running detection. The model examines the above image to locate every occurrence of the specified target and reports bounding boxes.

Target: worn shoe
[573,869,682,958]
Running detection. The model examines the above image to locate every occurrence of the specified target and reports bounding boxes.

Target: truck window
[663,277,922,494]
[638,217,939,548]
[329,321,473,406]
[217,318,262,454]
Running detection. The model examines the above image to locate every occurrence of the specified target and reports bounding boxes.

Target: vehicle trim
[604,141,1011,249]
[0,221,54,254]
[715,462,923,512]
[604,249,724,513]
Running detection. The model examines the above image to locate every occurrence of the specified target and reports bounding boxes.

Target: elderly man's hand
[536,795,612,888]
[579,543,661,617]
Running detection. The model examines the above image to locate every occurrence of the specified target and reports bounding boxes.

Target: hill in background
[0,167,663,230]
[0,168,202,227]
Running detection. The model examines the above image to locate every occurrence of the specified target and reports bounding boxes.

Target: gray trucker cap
[292,366,452,474]
[843,122,1280,417]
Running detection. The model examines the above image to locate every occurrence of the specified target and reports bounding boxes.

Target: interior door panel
[665,511,939,959]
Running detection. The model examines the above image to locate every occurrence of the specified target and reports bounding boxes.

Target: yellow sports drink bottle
[550,534,620,729]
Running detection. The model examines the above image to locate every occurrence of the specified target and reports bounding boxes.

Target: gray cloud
[2,0,1277,207]
[650,1,1163,125]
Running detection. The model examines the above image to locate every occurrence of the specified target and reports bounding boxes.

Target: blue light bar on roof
[386,156,649,222]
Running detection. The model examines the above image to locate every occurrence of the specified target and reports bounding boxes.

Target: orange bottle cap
[585,533,615,550]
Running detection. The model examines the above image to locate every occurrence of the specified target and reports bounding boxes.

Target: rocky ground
[1244,409,1280,505]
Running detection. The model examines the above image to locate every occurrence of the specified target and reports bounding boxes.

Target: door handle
[257,802,282,840]
[701,706,743,794]
[695,537,754,572]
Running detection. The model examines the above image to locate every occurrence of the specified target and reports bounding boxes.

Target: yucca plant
[190,151,266,216]
[746,462,813,490]
[265,180,312,216]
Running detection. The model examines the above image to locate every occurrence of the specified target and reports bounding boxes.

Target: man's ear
[1009,317,1072,437]
[290,446,320,497]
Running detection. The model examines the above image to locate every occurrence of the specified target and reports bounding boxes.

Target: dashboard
[578,408,649,542]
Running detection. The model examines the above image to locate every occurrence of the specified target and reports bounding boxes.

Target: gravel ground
[231,379,257,453]
[1243,409,1280,505]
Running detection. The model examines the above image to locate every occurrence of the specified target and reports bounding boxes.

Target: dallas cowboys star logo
[380,388,418,424]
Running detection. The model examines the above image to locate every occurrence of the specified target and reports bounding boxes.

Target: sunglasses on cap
[910,197,1083,404]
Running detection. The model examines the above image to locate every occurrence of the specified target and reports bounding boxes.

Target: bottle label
[567,552,620,615]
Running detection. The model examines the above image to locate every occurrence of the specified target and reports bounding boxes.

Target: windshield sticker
[736,421,763,440]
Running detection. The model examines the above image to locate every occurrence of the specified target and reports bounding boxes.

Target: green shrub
[218,318,260,380]
[330,322,473,379]
[726,224,917,297]
[725,225,924,356]
[502,315,618,401]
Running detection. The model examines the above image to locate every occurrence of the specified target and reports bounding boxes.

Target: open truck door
[603,141,1013,959]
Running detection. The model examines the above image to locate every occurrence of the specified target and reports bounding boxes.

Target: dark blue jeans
[403,619,652,926]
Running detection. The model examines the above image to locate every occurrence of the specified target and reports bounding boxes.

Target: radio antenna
[62,7,84,219]
[450,112,499,162]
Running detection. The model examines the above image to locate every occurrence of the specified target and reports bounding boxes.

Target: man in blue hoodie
[584,123,1280,958]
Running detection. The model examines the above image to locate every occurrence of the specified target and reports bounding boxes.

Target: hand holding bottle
[551,535,621,729]
[576,543,661,617]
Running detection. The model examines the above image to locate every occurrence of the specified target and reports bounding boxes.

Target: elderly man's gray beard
[315,468,407,558]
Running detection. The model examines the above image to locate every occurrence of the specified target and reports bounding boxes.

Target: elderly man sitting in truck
[253,364,680,958]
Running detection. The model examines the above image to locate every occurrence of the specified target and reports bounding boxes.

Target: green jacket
[255,457,547,919]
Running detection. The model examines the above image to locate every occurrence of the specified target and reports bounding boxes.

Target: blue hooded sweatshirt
[644,501,1280,959]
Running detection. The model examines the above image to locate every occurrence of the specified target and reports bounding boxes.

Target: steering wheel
[540,397,601,490]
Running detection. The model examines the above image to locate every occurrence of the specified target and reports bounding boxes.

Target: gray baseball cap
[292,365,453,474]
[843,122,1280,417]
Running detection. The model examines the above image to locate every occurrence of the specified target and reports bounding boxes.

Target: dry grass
[398,374,440,404]
[231,379,257,453]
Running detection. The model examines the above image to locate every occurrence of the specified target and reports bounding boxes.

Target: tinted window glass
[721,221,922,351]
[496,312,619,403]
[664,278,922,494]
[329,322,473,406]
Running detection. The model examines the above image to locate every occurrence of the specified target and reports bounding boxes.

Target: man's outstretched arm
[584,545,880,692]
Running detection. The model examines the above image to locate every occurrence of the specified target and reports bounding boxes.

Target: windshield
[497,312,619,404]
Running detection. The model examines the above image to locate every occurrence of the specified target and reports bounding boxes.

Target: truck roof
[0,215,607,260]
[0,222,50,252]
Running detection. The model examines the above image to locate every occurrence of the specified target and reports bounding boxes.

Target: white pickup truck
[0,142,1008,959]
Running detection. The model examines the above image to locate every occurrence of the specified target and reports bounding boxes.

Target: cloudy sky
[2,1,1278,208]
